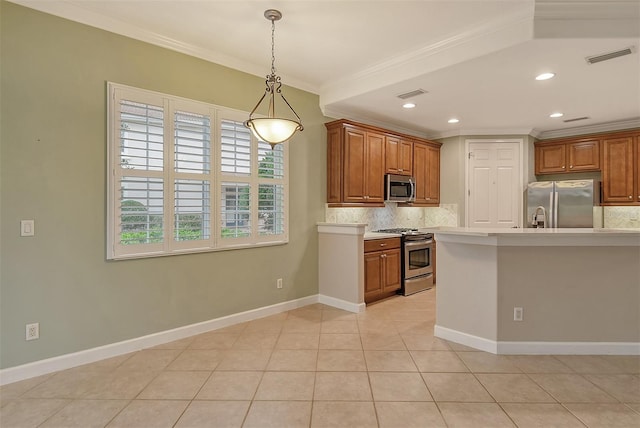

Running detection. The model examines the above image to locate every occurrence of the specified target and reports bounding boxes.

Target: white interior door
[467,141,522,228]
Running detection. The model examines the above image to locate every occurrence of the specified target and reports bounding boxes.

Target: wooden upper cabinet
[535,138,600,174]
[412,141,440,205]
[343,127,367,203]
[386,136,413,176]
[325,119,439,207]
[326,126,343,204]
[602,136,635,204]
[568,140,599,171]
[536,143,566,174]
[365,131,386,202]
[636,136,640,203]
[326,120,386,206]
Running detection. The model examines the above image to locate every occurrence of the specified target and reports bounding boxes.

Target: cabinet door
[382,248,401,293]
[343,128,367,202]
[425,145,440,203]
[568,140,600,172]
[602,137,634,203]
[385,136,400,174]
[413,143,428,203]
[365,132,386,202]
[326,127,343,203]
[399,139,413,176]
[364,252,383,303]
[636,137,640,203]
[535,144,566,174]
[413,142,439,205]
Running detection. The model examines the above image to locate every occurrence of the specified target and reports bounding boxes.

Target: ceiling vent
[563,116,590,123]
[586,46,635,64]
[396,89,427,100]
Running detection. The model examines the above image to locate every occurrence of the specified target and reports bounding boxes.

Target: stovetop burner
[375,228,418,233]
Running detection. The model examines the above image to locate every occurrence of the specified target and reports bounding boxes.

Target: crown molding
[535,117,640,140]
[322,106,431,140]
[9,0,320,94]
[319,5,534,108]
[428,128,537,140]
[534,1,640,20]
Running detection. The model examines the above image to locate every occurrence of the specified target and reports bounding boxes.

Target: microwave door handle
[409,178,416,201]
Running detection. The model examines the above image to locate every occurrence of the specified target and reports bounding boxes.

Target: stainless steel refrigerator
[526,179,603,228]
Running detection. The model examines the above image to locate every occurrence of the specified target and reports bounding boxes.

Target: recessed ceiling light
[402,103,416,109]
[536,72,555,81]
[549,112,564,118]
[448,118,460,124]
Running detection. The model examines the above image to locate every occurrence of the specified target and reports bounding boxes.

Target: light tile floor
[1,289,639,427]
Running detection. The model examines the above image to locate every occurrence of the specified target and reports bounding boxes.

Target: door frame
[464,138,525,228]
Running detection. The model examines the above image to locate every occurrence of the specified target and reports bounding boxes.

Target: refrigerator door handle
[549,192,554,228]
[554,191,559,228]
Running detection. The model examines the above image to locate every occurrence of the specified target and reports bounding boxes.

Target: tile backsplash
[324,204,640,230]
[603,206,640,229]
[325,204,459,231]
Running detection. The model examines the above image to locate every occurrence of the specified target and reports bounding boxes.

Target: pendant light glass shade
[244,9,303,147]
[246,118,302,145]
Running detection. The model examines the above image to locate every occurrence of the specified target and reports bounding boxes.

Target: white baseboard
[435,325,640,355]
[0,294,320,386]
[497,341,640,355]
[434,325,498,353]
[317,295,365,313]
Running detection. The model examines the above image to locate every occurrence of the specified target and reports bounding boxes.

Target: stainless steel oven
[402,233,434,295]
[375,229,434,296]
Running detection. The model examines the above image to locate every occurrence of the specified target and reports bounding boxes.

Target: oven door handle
[404,239,433,249]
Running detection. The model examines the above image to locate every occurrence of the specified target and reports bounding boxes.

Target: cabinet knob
[629,196,633,199]
[399,169,404,172]
[380,243,386,247]
[562,166,565,169]
[570,165,573,169]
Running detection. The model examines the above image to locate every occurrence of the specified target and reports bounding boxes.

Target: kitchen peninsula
[429,227,640,355]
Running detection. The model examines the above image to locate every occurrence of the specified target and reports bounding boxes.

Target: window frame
[107,82,289,260]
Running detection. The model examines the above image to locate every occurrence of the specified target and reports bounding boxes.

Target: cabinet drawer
[364,238,400,253]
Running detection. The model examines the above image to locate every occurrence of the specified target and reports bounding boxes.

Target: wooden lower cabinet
[364,238,401,304]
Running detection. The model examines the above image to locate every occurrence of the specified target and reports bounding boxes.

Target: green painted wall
[0,2,327,369]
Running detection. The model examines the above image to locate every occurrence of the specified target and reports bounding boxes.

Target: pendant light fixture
[244,9,303,148]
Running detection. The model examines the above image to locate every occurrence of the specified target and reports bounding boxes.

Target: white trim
[429,128,536,140]
[9,1,316,94]
[435,325,640,355]
[0,293,371,386]
[318,294,366,314]
[320,6,534,107]
[0,295,318,386]
[536,117,640,140]
[434,325,498,354]
[497,341,640,355]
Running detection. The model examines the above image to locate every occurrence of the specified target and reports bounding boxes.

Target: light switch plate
[20,220,35,237]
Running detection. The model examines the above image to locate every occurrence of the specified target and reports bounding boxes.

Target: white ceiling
[11,0,640,139]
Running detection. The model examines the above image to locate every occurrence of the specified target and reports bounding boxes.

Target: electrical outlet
[276,278,283,289]
[513,307,523,322]
[26,323,40,341]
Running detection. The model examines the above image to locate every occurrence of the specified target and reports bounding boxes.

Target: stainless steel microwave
[385,174,415,202]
